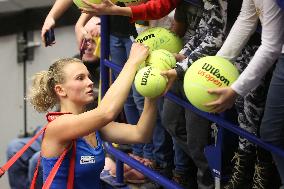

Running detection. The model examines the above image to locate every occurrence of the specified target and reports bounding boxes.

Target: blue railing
[99,14,284,188]
[103,143,183,189]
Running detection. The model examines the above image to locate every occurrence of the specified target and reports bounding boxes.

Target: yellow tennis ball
[144,49,176,71]
[73,0,116,8]
[134,66,167,98]
[137,61,146,70]
[73,0,99,8]
[135,27,183,53]
[183,56,239,112]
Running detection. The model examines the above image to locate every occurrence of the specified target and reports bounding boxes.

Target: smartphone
[80,38,87,60]
[44,29,55,47]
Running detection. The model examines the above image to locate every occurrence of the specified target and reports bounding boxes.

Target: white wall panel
[0,25,77,188]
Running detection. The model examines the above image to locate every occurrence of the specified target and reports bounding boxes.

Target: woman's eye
[77,76,84,80]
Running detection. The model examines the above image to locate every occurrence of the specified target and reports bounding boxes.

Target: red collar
[46,112,72,122]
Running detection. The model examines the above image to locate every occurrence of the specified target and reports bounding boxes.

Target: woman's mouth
[87,90,94,95]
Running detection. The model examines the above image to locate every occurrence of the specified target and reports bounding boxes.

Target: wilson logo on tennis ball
[135,27,183,53]
[197,63,230,87]
[136,34,155,43]
[141,66,153,85]
[134,66,167,98]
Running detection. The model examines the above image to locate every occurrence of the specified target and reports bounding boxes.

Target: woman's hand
[160,69,177,95]
[75,13,96,49]
[158,53,186,95]
[205,87,238,113]
[41,16,56,46]
[89,24,101,37]
[81,0,117,15]
[84,16,101,37]
[75,26,89,49]
[127,43,150,68]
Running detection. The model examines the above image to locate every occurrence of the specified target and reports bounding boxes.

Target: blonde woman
[28,43,158,188]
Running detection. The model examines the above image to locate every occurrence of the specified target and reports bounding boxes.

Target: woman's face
[61,62,94,106]
[82,39,98,62]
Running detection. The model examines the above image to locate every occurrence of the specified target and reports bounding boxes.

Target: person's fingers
[204,99,220,107]
[162,85,170,96]
[82,0,93,7]
[139,43,149,51]
[204,97,227,113]
[81,9,92,14]
[91,29,99,37]
[210,101,231,113]
[207,88,222,95]
[207,104,220,113]
[160,70,169,77]
[80,7,97,15]
[213,106,226,113]
[41,29,45,39]
[162,78,173,96]
[102,0,114,6]
[174,53,186,62]
[41,28,47,44]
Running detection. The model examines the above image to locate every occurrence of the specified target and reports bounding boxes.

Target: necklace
[252,0,262,17]
[255,7,262,16]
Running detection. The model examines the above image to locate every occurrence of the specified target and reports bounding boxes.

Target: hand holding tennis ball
[183,56,239,112]
[134,66,168,98]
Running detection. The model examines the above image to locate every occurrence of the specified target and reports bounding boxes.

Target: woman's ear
[54,84,67,97]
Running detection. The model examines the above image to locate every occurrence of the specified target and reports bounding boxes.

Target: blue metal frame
[103,143,183,189]
[99,12,284,188]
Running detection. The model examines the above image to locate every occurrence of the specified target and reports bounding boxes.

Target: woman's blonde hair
[28,58,82,112]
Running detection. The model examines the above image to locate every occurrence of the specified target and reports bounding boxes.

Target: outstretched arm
[130,0,180,21]
[41,0,73,44]
[206,0,284,113]
[81,0,180,22]
[75,13,93,48]
[229,0,284,96]
[46,43,150,142]
[100,98,158,144]
[216,0,259,62]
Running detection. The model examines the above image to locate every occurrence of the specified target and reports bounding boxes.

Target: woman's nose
[88,77,94,87]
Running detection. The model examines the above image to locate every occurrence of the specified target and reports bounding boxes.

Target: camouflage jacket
[175,0,228,79]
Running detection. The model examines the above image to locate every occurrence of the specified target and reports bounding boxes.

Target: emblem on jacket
[80,156,96,164]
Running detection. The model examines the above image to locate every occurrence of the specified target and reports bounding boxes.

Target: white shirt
[217,0,284,96]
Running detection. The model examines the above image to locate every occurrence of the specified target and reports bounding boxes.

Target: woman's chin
[80,96,94,105]
[86,97,95,103]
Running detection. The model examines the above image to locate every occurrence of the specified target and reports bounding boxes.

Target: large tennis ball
[144,49,176,71]
[183,56,239,112]
[73,0,116,8]
[134,66,167,98]
[135,27,183,53]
